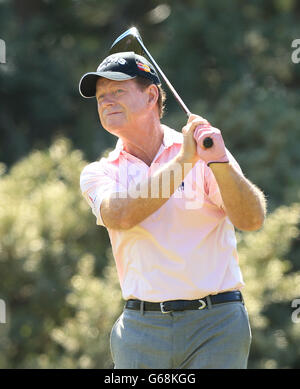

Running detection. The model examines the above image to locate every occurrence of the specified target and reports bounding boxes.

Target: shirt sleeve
[80,159,127,227]
[204,148,244,210]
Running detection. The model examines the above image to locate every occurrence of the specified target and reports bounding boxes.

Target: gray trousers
[110,300,252,369]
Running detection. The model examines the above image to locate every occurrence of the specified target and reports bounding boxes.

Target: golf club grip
[203,137,213,148]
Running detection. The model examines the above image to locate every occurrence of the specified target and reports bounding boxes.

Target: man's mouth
[106,112,122,116]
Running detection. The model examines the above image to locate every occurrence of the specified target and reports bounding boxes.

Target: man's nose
[100,94,115,108]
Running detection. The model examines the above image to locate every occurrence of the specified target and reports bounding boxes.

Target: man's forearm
[209,162,267,231]
[101,155,194,230]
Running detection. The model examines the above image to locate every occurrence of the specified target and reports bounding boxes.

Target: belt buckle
[160,302,173,314]
[198,299,207,310]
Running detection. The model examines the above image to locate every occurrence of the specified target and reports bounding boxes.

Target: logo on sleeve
[84,192,97,208]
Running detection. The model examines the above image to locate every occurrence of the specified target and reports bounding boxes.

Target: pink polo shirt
[80,125,245,302]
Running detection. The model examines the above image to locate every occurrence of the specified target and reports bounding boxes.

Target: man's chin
[102,122,126,135]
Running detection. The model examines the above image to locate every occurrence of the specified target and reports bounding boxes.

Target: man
[79,51,266,369]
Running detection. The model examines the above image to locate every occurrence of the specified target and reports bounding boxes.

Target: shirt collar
[106,125,183,162]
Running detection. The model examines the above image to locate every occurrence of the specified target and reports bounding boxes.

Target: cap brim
[79,71,136,98]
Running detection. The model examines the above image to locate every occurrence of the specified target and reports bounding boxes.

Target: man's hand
[179,114,209,164]
[193,124,229,166]
[180,114,229,166]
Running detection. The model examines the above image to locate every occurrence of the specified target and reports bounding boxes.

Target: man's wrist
[175,153,199,168]
[208,161,231,171]
[207,160,230,167]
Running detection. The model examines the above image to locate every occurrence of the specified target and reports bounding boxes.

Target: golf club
[110,27,213,149]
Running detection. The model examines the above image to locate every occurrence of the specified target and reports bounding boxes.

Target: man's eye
[115,89,124,95]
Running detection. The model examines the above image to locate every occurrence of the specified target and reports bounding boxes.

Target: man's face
[95,78,152,134]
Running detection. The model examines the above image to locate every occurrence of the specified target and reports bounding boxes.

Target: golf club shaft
[137,42,191,117]
[111,28,213,148]
[136,40,214,149]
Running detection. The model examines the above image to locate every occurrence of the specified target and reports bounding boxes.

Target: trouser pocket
[110,313,123,365]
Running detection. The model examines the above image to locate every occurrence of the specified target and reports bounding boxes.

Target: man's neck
[121,117,164,167]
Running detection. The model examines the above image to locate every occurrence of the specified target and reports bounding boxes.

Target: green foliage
[0,138,111,368]
[23,252,123,369]
[237,204,300,368]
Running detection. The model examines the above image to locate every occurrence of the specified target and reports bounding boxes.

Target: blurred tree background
[0,0,300,368]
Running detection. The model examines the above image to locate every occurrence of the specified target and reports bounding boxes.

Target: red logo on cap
[137,62,151,73]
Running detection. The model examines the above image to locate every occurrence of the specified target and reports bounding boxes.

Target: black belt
[125,291,243,314]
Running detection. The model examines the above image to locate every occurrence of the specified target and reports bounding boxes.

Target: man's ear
[147,84,159,107]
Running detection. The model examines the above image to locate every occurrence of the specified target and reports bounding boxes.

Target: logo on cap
[137,61,151,73]
[97,56,127,71]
